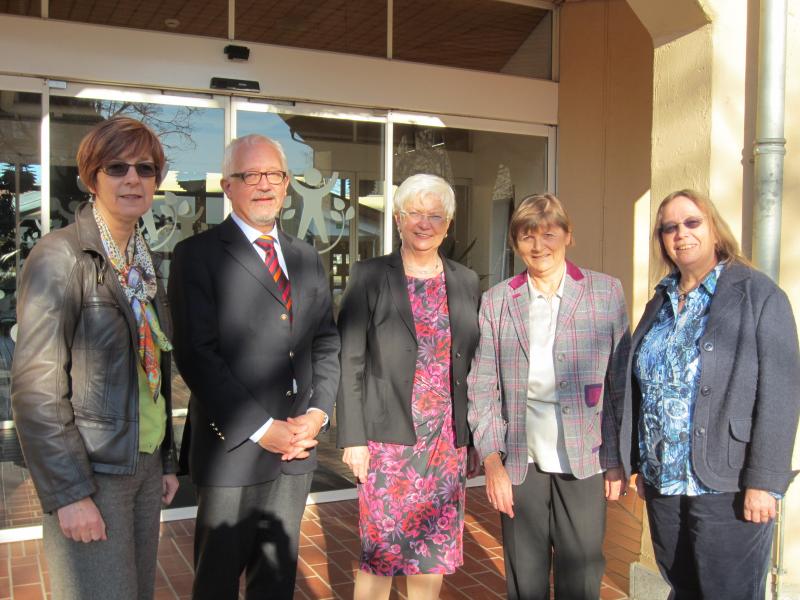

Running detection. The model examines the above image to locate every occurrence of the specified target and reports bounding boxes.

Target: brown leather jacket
[11,202,177,513]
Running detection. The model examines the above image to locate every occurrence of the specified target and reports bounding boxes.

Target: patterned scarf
[93,204,173,401]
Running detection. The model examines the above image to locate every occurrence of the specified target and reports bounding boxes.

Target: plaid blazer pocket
[584,383,603,407]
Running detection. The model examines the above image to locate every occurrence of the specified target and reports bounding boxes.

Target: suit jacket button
[557,353,566,361]
[701,385,711,396]
[559,381,567,389]
[286,390,292,397]
[456,379,461,386]
[562,406,571,414]
[289,350,295,358]
[703,342,714,351]
[281,313,288,321]
[456,351,462,358]
[695,427,705,436]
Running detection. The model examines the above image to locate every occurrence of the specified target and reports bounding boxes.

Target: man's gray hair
[222,134,288,177]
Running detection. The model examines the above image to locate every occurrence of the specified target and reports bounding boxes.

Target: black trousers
[192,471,313,600]
[502,466,606,600]
[645,486,774,600]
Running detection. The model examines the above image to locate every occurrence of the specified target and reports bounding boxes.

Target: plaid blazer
[467,262,631,484]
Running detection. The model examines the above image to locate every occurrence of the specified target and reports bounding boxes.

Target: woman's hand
[162,474,180,506]
[343,446,370,483]
[466,446,481,478]
[483,453,514,518]
[743,488,777,523]
[57,497,107,543]
[604,467,626,501]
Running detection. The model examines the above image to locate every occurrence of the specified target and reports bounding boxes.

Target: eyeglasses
[101,162,158,178]
[399,210,447,226]
[659,217,704,235]
[231,170,288,186]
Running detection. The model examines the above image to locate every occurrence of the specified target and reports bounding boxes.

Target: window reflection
[394,125,549,289]
[0,89,41,529]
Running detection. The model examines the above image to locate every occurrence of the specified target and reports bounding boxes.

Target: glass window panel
[0,88,41,529]
[236,109,386,491]
[236,0,387,58]
[0,1,39,17]
[49,0,227,38]
[393,125,548,289]
[394,0,552,79]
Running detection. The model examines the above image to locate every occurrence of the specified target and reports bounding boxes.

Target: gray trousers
[502,465,607,600]
[192,471,313,600]
[43,451,164,600]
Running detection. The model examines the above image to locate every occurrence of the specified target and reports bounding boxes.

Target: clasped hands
[257,410,327,461]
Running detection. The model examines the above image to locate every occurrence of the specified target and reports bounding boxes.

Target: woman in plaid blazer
[467,194,630,600]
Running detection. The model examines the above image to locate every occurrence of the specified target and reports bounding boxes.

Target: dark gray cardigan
[620,262,800,494]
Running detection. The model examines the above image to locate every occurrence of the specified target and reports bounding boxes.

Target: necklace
[401,248,441,277]
[677,265,716,302]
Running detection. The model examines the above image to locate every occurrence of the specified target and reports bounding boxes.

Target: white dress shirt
[526,266,571,473]
[229,212,326,443]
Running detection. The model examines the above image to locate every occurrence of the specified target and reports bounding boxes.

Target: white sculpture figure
[289,168,339,243]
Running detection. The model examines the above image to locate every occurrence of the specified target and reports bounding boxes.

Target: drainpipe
[751,2,788,600]
[752,0,787,280]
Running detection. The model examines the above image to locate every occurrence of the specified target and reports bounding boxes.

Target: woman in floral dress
[337,174,481,600]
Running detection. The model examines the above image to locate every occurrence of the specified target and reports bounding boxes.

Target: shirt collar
[659,262,724,297]
[230,211,281,248]
[527,263,566,300]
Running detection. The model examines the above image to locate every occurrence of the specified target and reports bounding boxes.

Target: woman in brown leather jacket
[11,117,178,600]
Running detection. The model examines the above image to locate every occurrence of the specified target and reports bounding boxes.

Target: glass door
[233,100,388,491]
[390,112,555,289]
[233,100,387,310]
[0,80,556,534]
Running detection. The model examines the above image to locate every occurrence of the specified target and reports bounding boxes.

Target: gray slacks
[192,471,313,600]
[43,451,164,600]
[502,465,607,600]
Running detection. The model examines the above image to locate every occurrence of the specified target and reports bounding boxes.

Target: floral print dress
[359,272,467,576]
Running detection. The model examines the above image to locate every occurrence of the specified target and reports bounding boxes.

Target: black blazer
[619,263,800,494]
[168,217,340,486]
[336,250,481,448]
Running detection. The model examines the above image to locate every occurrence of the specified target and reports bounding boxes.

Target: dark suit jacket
[168,217,340,487]
[336,250,480,448]
[620,262,800,494]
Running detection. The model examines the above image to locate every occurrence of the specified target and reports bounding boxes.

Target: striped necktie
[254,235,292,316]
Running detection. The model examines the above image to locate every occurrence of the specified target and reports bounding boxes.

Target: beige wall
[557,0,653,318]
[627,0,800,594]
[562,0,800,594]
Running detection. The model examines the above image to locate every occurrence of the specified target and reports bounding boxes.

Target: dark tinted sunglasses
[101,161,158,178]
[659,217,704,235]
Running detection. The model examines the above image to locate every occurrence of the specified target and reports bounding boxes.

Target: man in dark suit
[168,134,340,600]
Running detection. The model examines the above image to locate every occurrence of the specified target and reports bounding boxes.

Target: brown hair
[508,193,574,252]
[652,189,749,276]
[77,117,166,191]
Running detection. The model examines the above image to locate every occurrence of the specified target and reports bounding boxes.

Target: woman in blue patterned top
[619,189,800,600]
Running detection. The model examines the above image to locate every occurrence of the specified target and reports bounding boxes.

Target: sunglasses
[101,161,158,178]
[659,217,704,235]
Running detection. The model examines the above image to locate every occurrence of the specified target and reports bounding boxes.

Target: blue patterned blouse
[633,264,724,496]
